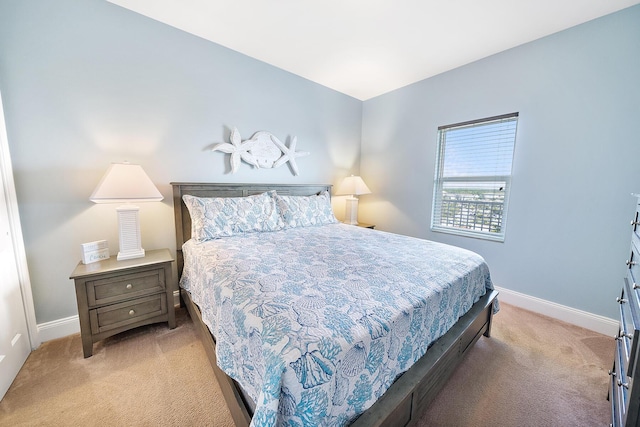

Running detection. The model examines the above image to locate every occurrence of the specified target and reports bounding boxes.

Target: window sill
[431,226,505,242]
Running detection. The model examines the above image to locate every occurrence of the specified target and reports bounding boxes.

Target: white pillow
[183,190,284,241]
[274,191,338,228]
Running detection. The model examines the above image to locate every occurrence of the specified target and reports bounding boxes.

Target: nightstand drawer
[86,268,165,307]
[89,294,168,334]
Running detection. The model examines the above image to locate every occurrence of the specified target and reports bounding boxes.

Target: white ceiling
[107,0,640,100]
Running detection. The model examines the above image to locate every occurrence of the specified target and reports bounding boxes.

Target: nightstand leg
[166,265,176,329]
[82,338,93,358]
[75,281,94,358]
[168,309,176,329]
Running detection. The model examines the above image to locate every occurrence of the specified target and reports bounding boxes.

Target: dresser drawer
[614,335,630,422]
[620,279,640,376]
[86,268,166,307]
[611,368,623,427]
[89,293,168,334]
[627,240,640,290]
[632,204,640,245]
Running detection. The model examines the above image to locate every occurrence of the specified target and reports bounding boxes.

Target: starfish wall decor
[212,128,310,176]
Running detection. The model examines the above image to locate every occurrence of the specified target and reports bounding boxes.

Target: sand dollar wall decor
[212,127,310,176]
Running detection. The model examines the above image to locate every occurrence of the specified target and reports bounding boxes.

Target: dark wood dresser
[610,195,640,426]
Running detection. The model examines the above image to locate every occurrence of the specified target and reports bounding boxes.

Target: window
[431,113,518,242]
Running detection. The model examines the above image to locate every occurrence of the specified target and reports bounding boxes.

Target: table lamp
[90,162,163,260]
[335,175,371,225]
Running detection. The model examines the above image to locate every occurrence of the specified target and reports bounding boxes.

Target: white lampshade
[90,162,163,261]
[335,175,371,197]
[335,175,371,225]
[90,163,163,203]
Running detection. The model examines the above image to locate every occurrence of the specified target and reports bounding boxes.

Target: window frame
[430,112,518,242]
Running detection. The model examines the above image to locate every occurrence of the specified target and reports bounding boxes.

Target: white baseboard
[37,315,80,344]
[495,286,618,336]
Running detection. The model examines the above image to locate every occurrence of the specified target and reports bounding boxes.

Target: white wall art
[212,128,310,175]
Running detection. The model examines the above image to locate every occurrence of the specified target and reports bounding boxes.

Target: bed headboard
[170,182,332,276]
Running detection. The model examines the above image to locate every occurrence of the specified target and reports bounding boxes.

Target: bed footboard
[351,289,498,427]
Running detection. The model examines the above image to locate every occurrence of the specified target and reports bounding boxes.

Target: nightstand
[69,248,176,358]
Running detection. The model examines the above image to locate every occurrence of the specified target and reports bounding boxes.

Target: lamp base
[344,196,359,225]
[117,248,145,261]
[116,204,145,261]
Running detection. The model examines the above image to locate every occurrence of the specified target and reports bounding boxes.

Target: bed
[171,182,498,427]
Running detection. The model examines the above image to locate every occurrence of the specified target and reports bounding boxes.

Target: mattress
[180,223,494,426]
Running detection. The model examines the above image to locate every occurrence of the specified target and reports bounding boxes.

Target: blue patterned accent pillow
[183,191,284,241]
[275,191,338,228]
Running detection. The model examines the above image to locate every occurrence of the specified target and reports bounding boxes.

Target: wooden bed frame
[171,182,498,427]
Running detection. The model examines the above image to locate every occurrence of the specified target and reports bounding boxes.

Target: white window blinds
[431,113,518,241]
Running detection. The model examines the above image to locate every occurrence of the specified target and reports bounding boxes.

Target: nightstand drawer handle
[617,297,627,304]
[627,260,636,267]
[128,309,135,316]
[632,220,640,227]
[618,379,629,389]
[126,284,133,290]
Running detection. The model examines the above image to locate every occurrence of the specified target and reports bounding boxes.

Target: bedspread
[180,224,493,426]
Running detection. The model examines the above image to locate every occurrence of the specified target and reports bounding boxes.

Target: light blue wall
[360,5,640,319]
[0,0,362,323]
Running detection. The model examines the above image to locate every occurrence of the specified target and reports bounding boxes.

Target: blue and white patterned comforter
[180,223,493,426]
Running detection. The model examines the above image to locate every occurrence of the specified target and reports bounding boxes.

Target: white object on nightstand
[81,240,109,264]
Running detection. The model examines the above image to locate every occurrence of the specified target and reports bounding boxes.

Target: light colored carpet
[0,309,233,426]
[418,303,613,426]
[0,303,613,426]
